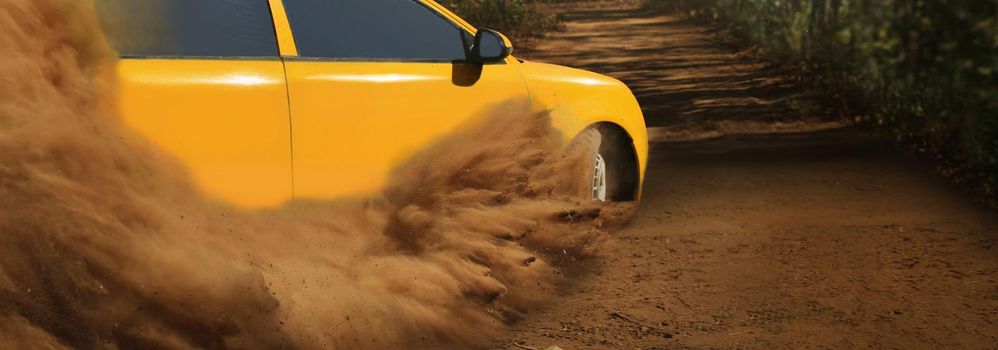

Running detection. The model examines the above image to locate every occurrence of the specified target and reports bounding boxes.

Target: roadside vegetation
[644,0,998,206]
[441,0,561,45]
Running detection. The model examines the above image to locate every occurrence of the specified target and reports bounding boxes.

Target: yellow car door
[98,0,294,207]
[277,0,530,200]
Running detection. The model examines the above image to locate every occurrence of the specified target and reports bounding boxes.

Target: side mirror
[471,29,513,64]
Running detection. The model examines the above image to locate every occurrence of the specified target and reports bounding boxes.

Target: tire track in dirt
[497,2,998,349]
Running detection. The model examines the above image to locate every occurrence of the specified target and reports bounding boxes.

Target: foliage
[646,0,998,205]
[439,0,561,44]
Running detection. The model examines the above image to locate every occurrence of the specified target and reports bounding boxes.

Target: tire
[586,126,638,202]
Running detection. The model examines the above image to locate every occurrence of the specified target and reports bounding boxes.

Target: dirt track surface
[496,2,998,349]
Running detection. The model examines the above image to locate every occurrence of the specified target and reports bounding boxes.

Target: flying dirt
[0,0,632,348]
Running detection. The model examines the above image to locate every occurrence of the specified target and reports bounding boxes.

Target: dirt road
[495,2,998,349]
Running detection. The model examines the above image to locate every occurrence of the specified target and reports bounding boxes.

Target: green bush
[646,0,998,205]
[439,0,560,44]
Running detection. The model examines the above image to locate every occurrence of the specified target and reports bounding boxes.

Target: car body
[96,0,647,208]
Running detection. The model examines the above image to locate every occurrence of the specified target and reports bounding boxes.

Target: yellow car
[96,0,647,208]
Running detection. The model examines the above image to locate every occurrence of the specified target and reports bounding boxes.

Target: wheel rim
[592,153,607,201]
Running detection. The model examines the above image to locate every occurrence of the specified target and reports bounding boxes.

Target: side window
[283,0,468,61]
[96,0,279,58]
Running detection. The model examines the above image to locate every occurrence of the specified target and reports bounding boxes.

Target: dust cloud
[0,0,631,348]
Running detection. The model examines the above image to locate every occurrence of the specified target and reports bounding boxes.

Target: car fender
[519,61,649,191]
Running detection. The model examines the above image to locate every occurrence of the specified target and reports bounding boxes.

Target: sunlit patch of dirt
[521,1,847,142]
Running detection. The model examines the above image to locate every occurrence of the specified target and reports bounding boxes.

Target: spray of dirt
[0,0,633,348]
